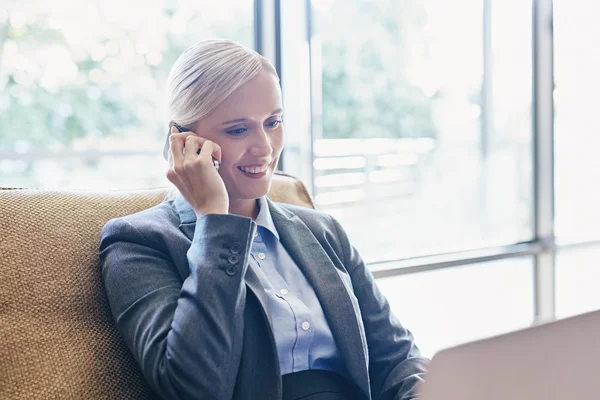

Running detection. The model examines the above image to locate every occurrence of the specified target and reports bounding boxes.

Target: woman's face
[193,70,284,202]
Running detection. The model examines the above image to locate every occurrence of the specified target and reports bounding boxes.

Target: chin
[227,169,275,200]
[230,182,272,200]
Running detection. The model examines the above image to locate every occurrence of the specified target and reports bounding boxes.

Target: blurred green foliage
[0,2,253,151]
[0,0,434,152]
[318,0,436,139]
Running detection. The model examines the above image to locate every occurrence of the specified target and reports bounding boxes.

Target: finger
[167,127,177,168]
[183,135,208,163]
[188,136,222,165]
[169,126,185,169]
[208,141,222,164]
[169,128,194,167]
[171,132,196,155]
[198,140,219,168]
[170,130,196,168]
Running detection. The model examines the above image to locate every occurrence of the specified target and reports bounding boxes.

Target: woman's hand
[166,126,229,217]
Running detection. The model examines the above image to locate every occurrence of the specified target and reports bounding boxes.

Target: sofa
[0,172,314,399]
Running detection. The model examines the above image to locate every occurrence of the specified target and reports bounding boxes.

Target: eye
[226,127,247,135]
[267,119,283,128]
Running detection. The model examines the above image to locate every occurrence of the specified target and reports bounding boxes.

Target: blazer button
[225,266,237,276]
[230,242,241,254]
[228,254,239,264]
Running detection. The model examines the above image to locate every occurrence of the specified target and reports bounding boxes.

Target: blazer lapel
[268,199,371,398]
[244,267,275,328]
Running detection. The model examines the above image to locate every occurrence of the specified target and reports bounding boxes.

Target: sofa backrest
[0,172,314,399]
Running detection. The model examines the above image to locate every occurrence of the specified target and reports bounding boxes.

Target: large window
[0,0,254,189]
[378,257,534,358]
[556,245,600,319]
[554,0,600,320]
[554,0,600,243]
[312,0,533,262]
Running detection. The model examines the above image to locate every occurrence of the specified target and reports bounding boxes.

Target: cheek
[273,131,285,154]
[216,141,242,166]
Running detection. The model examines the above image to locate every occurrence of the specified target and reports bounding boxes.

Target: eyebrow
[221,108,284,125]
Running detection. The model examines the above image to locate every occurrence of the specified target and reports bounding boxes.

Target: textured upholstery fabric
[0,172,314,399]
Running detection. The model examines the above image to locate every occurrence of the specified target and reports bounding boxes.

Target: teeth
[239,165,268,174]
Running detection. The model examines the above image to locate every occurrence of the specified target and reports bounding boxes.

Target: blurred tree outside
[316,0,436,140]
[0,0,437,188]
[0,0,253,153]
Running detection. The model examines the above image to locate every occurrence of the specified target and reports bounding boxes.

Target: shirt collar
[174,193,279,240]
[174,193,196,224]
[255,196,280,240]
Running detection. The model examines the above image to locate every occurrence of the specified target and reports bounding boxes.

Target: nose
[249,126,273,158]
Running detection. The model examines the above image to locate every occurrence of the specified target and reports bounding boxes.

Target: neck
[228,198,259,220]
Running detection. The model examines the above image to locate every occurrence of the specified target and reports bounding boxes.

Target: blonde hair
[166,39,278,130]
[163,39,278,201]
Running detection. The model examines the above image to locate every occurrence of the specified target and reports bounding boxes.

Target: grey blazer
[99,196,428,400]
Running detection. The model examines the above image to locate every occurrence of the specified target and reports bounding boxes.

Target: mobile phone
[164,123,220,171]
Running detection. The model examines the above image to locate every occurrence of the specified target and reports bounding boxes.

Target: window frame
[271,0,589,325]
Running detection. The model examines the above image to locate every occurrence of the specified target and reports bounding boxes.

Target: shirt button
[280,289,288,295]
[301,321,310,331]
[257,253,266,260]
[228,254,239,264]
[254,232,259,238]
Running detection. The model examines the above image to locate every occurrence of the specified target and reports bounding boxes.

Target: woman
[99,39,428,400]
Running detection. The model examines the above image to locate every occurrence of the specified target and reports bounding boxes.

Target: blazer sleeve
[99,213,256,400]
[329,215,429,400]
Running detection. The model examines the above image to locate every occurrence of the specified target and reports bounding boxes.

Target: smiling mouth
[237,163,270,174]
